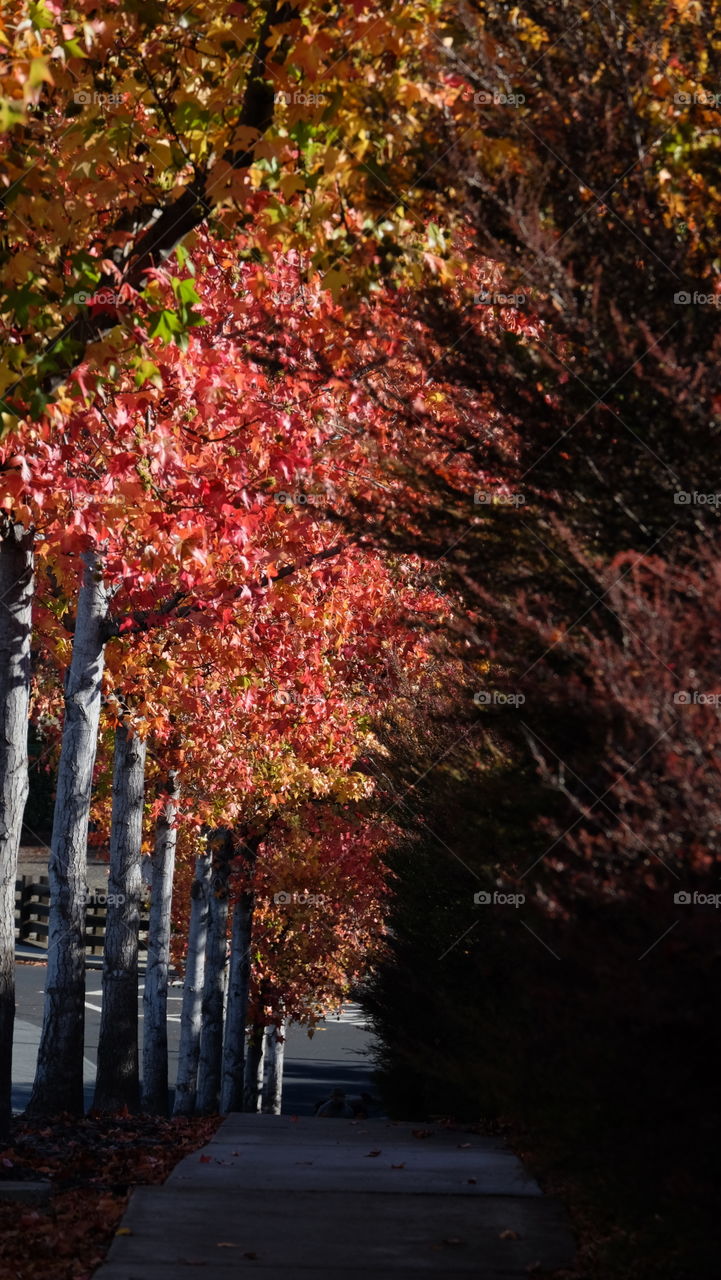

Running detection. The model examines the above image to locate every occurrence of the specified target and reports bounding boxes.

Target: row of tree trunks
[0,538,279,1125]
[0,523,34,1139]
[169,835,282,1118]
[173,836,262,1117]
[241,1021,287,1115]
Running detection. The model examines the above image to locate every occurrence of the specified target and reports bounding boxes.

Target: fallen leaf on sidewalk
[390,1163,405,1169]
[500,1229,521,1240]
[365,1149,382,1157]
[412,1129,432,1138]
[198,1155,212,1163]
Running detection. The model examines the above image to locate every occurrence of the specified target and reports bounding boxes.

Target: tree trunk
[0,522,34,1139]
[172,852,211,1116]
[261,1020,287,1115]
[243,1022,265,1113]
[141,771,179,1115]
[27,549,108,1117]
[93,725,147,1112]
[196,832,232,1115]
[220,888,254,1114]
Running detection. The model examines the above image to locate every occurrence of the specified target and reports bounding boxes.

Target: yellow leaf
[321,265,349,301]
[27,57,54,91]
[279,173,306,199]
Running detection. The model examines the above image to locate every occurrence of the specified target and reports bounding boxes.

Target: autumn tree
[0,518,33,1139]
[0,0,452,415]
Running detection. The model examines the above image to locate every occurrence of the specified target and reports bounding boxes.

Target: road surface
[12,950,377,1115]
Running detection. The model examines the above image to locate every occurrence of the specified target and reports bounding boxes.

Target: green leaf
[131,357,163,389]
[288,118,315,149]
[29,0,54,30]
[175,244,195,276]
[174,101,211,132]
[28,386,50,420]
[62,38,87,59]
[147,308,181,343]
[427,222,447,253]
[173,277,202,307]
[3,284,40,328]
[0,100,25,133]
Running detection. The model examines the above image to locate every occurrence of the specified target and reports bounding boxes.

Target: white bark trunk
[261,1020,287,1115]
[220,887,254,1114]
[141,771,179,1115]
[196,831,231,1114]
[93,724,147,1112]
[0,522,34,1138]
[243,1023,264,1113]
[27,549,107,1116]
[172,851,211,1116]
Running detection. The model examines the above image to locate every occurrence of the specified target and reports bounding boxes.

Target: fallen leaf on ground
[0,1113,220,1280]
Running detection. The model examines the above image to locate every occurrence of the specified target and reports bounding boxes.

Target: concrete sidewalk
[92,1114,575,1278]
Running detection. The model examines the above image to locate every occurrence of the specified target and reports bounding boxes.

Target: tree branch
[102,542,347,642]
[36,0,294,400]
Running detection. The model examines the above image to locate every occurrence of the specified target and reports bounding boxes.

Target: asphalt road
[12,952,378,1117]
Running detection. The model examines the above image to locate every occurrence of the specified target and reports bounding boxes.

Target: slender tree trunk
[27,549,108,1117]
[172,851,211,1116]
[0,522,34,1139]
[243,1022,265,1113]
[141,771,179,1115]
[261,1020,287,1115]
[93,725,147,1112]
[220,888,254,1114]
[196,831,232,1115]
